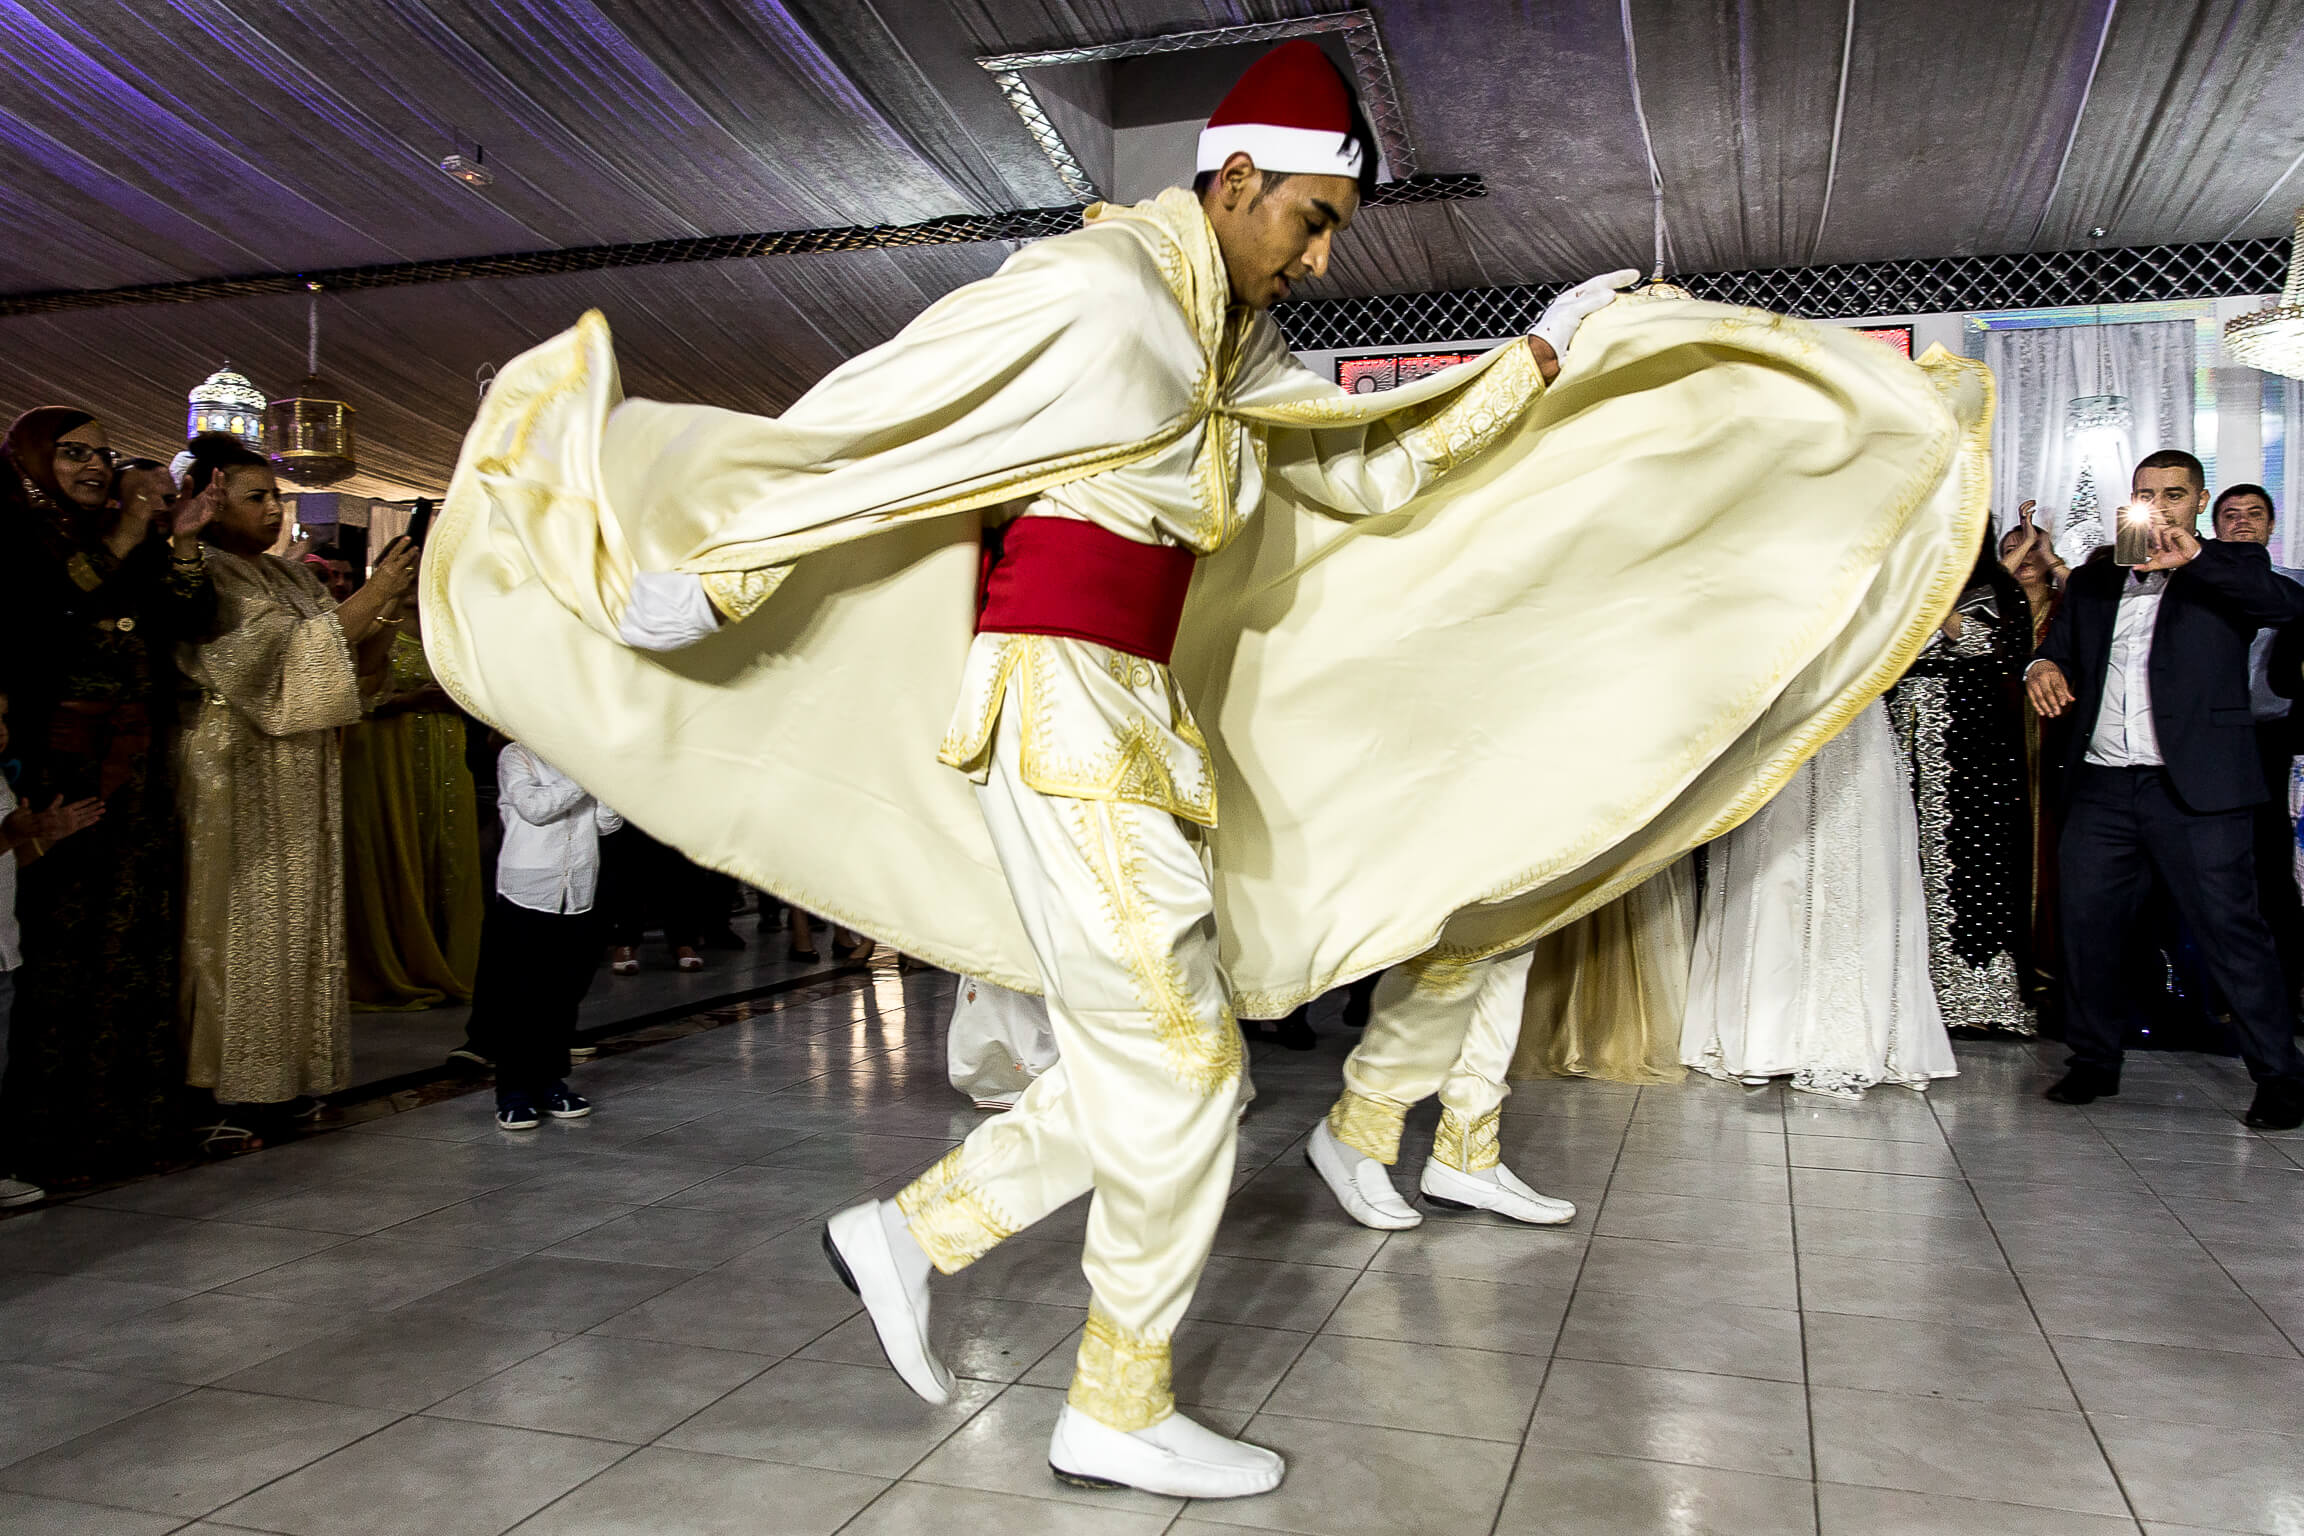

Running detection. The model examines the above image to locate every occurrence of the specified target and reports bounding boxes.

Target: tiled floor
[3,965,2302,1535]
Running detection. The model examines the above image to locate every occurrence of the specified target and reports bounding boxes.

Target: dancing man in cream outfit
[426,40,1991,1503]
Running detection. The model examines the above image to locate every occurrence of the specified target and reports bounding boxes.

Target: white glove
[616,570,721,651]
[1531,269,1642,361]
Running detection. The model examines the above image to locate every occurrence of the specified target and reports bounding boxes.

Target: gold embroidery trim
[700,567,792,623]
[1432,1107,1502,1173]
[1398,340,1545,480]
[1061,796,1241,1094]
[894,1146,1019,1275]
[1068,1307,1174,1432]
[1327,1089,1408,1165]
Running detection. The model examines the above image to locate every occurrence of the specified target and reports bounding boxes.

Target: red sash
[976,518,1198,665]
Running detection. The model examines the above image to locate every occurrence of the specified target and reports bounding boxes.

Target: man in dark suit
[2028,450,2304,1130]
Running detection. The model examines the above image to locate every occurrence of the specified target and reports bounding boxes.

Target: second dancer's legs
[824,707,1276,1497]
[1312,948,1575,1228]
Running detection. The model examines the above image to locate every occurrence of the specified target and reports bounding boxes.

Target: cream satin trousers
[1329,948,1535,1172]
[895,707,1244,1432]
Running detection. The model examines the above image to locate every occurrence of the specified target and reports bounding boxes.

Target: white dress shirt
[2084,569,2169,767]
[2248,563,2304,722]
[496,744,624,914]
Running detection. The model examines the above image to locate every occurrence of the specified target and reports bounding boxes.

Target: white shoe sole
[1419,1165,1576,1226]
[822,1205,953,1405]
[545,1104,592,1120]
[1307,1123,1420,1231]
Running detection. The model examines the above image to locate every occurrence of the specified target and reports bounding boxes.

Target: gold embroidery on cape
[1061,797,1241,1093]
[895,1146,1020,1275]
[700,567,792,623]
[1432,1106,1503,1172]
[1400,341,1545,478]
[1327,1088,1408,1165]
[1069,1307,1174,1431]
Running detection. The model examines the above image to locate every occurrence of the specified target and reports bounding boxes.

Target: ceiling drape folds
[1,0,2300,497]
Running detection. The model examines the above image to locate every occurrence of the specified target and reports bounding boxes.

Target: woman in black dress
[1887,530,2037,1036]
[0,410,217,1186]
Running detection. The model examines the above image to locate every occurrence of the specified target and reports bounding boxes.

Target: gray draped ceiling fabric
[3,0,2303,498]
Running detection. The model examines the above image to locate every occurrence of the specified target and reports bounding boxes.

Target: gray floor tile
[380,1189,644,1253]
[1595,1189,1796,1251]
[1262,1332,1546,1440]
[1808,1385,2126,1515]
[1620,1125,1790,1166]
[218,1314,564,1412]
[1179,1254,1360,1331]
[586,1269,861,1358]
[217,1234,511,1311]
[1209,1164,1395,1269]
[1797,1251,2034,1329]
[1792,1167,1982,1217]
[0,1388,395,1518]
[221,1179,476,1236]
[428,1334,769,1441]
[1804,1312,2075,1408]
[805,1295,1084,1386]
[660,1357,996,1476]
[70,1217,347,1291]
[646,1164,890,1221]
[1815,1482,2144,1534]
[1794,1205,2009,1268]
[508,1446,885,1534]
[1574,1234,1801,1310]
[1320,1269,1570,1355]
[2053,1335,2304,1428]
[1496,1446,1817,1535]
[497,1154,729,1207]
[25,1290,349,1385]
[1192,1416,1519,1535]
[1788,1136,1964,1177]
[0,1491,185,1535]
[1557,1287,1806,1382]
[214,1413,629,1536]
[2028,1274,2299,1357]
[0,1275,199,1362]
[1599,1154,1791,1204]
[540,1205,789,1270]
[938,1236,1095,1309]
[395,1254,689,1332]
[1362,1220,1588,1287]
[1525,1358,1811,1477]
[0,1363,187,1469]
[2093,1413,2304,1534]
[856,1482,1171,1536]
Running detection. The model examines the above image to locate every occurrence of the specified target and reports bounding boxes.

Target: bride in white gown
[1681,698,1957,1099]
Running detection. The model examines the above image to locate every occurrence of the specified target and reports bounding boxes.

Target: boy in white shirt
[469,743,622,1130]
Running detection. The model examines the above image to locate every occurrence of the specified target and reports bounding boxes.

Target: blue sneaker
[544,1084,592,1120]
[495,1094,541,1131]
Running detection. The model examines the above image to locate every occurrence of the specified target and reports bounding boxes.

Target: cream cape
[426,199,1991,1016]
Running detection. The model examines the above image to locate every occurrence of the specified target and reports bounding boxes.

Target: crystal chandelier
[2057,280,2133,564]
[2225,206,2304,380]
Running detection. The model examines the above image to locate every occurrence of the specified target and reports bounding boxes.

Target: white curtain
[2284,378,2301,568]
[1985,321,2196,564]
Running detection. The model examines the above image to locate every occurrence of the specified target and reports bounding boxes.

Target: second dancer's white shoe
[1419,1160,1577,1225]
[823,1200,954,1404]
[1049,1404,1284,1498]
[1307,1119,1421,1230]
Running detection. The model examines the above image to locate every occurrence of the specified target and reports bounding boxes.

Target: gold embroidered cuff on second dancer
[1432,1106,1503,1172]
[1069,1307,1175,1431]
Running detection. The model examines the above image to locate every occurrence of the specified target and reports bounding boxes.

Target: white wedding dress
[1681,699,1957,1099]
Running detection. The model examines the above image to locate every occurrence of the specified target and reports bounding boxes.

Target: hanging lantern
[186,365,267,449]
[265,288,358,486]
[2225,206,2304,380]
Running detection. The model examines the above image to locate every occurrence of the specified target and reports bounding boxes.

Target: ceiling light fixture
[2224,206,2304,380]
[440,149,493,190]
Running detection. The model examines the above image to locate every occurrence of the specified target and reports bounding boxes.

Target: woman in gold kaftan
[175,437,417,1114]
[344,607,484,1011]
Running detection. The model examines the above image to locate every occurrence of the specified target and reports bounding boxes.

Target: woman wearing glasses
[0,408,218,1191]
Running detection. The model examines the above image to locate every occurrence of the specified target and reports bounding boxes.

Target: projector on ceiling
[439,153,493,190]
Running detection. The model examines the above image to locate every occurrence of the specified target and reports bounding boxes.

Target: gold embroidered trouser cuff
[895,704,1239,1431]
[1340,948,1535,1168]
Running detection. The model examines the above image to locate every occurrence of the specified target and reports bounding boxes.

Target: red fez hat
[1197,39,1369,181]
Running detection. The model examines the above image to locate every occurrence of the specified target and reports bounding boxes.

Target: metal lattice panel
[1272,237,2293,351]
[979,10,1419,200]
[0,185,1482,317]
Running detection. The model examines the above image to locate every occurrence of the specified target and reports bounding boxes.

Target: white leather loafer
[1049,1404,1284,1498]
[1419,1160,1577,1225]
[822,1201,953,1404]
[1307,1119,1421,1230]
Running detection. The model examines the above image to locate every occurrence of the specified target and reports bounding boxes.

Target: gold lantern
[2225,207,2304,380]
[264,290,358,486]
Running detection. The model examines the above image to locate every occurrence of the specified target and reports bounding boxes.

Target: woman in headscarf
[172,434,416,1140]
[0,408,217,1188]
[2000,502,2068,1021]
[1886,523,2039,1036]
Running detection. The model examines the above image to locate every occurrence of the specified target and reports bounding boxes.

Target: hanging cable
[305,286,321,376]
[1618,0,1675,279]
[2028,0,2120,251]
[1810,0,1859,262]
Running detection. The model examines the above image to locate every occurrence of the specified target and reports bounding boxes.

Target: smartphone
[2113,505,2153,567]
[406,499,434,547]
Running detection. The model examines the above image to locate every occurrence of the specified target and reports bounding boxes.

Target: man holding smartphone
[2026,450,2304,1129]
